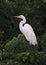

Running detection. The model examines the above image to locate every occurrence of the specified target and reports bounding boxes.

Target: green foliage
[5,34,30,53]
[0,0,46,65]
[40,32,46,52]
[0,31,4,49]
[0,34,46,65]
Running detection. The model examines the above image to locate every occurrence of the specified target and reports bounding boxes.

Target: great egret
[14,15,37,46]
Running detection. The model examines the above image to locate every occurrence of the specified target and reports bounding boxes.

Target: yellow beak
[14,16,20,18]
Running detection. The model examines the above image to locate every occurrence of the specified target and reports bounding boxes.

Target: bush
[0,0,46,65]
[0,34,46,65]
[40,32,46,52]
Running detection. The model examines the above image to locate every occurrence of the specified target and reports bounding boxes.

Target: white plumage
[14,15,37,46]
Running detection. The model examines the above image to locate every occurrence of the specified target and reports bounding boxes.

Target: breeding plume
[14,15,37,46]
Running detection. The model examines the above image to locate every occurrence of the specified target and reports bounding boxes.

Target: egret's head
[14,15,25,20]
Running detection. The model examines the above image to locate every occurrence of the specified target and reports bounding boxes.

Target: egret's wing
[23,24,34,35]
[22,24,34,40]
[23,24,37,45]
[24,24,34,31]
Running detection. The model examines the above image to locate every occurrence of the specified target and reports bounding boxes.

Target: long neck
[19,18,26,33]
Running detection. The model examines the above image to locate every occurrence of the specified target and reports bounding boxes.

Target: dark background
[0,0,46,65]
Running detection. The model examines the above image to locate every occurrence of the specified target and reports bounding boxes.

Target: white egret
[14,15,37,46]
